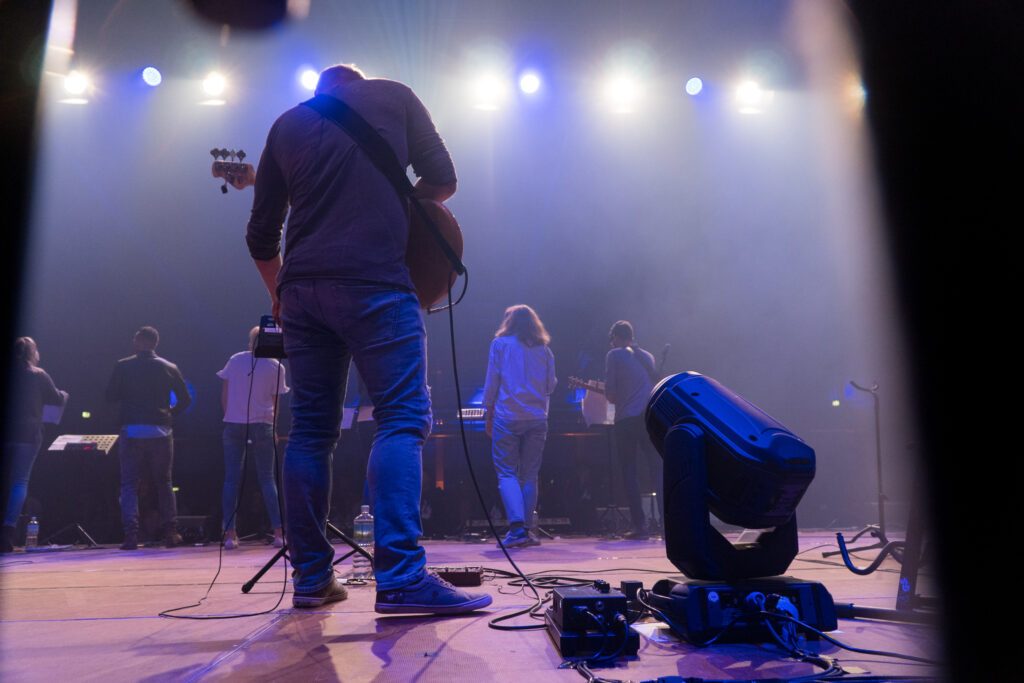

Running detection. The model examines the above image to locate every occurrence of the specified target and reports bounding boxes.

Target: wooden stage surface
[0,531,939,682]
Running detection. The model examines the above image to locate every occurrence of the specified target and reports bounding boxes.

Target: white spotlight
[735,79,770,114]
[471,74,508,110]
[685,77,703,96]
[64,70,90,95]
[519,71,541,95]
[142,67,162,87]
[300,68,319,91]
[202,72,226,96]
[604,75,641,113]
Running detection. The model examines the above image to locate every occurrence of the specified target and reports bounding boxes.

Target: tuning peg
[237,150,246,162]
[210,148,219,159]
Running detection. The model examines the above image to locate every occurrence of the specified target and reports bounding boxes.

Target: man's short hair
[134,326,160,349]
[315,64,366,95]
[610,320,635,341]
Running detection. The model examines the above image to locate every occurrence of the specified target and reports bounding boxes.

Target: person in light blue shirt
[482,305,557,548]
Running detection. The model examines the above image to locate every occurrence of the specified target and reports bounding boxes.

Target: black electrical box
[647,575,837,644]
[546,583,640,659]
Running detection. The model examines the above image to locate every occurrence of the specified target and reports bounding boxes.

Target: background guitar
[567,376,606,395]
[568,376,615,426]
[210,148,463,308]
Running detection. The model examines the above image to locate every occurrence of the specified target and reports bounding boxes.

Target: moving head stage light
[643,372,836,643]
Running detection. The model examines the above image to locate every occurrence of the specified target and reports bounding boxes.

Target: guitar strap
[626,345,659,383]
[301,94,466,276]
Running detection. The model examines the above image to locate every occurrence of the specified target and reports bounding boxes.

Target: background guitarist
[604,320,659,540]
[246,63,490,614]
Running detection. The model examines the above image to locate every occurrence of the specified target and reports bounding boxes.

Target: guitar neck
[570,378,606,395]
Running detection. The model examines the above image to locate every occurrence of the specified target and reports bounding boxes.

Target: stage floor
[1,531,939,682]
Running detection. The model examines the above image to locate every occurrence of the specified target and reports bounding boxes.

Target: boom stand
[241,520,372,593]
[823,380,896,560]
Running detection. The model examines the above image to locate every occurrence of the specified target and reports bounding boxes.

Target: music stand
[43,435,119,547]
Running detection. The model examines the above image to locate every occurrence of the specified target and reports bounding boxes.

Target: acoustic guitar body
[406,198,464,308]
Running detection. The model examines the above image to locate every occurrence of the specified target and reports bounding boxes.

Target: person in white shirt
[482,305,557,548]
[217,327,290,548]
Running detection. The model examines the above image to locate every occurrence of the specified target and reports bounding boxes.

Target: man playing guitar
[246,63,490,614]
[603,321,658,539]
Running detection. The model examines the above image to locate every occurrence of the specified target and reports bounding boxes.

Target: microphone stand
[241,521,372,593]
[823,380,898,561]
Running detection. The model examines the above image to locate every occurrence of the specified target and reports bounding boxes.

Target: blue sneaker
[497,527,533,548]
[375,571,492,615]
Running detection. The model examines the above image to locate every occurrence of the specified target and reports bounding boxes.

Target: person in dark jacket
[106,326,191,549]
[2,337,67,553]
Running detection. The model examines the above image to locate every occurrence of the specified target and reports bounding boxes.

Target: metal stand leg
[41,522,100,548]
[241,521,371,593]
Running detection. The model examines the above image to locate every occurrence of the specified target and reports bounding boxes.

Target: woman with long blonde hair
[481,305,557,548]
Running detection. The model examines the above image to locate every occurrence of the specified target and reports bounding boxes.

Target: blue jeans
[222,422,282,532]
[3,436,43,527]
[119,435,177,535]
[280,280,430,592]
[491,418,548,528]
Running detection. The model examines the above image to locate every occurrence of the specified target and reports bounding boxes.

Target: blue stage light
[685,77,703,96]
[142,67,162,87]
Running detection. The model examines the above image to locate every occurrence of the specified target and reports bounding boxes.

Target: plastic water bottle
[26,517,39,549]
[352,505,374,579]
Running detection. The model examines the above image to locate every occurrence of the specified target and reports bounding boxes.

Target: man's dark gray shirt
[246,78,457,290]
[605,346,657,422]
[105,350,191,428]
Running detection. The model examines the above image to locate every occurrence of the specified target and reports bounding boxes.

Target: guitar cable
[159,355,289,620]
[441,276,547,630]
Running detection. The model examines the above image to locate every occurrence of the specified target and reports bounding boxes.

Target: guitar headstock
[210,148,255,192]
